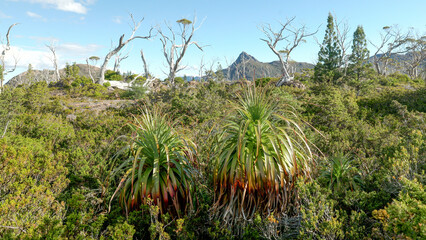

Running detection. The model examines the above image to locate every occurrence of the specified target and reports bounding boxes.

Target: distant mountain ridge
[6,64,100,87]
[222,52,315,81]
[8,51,421,87]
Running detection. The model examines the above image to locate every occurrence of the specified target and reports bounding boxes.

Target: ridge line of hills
[6,51,314,87]
[6,51,424,87]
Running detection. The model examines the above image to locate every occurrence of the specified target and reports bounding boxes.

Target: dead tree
[334,15,351,76]
[260,17,317,86]
[204,59,219,81]
[127,50,152,88]
[224,56,235,80]
[113,51,129,73]
[46,42,60,82]
[1,23,19,92]
[98,14,153,85]
[403,35,426,79]
[140,50,149,79]
[198,56,206,81]
[158,16,204,86]
[87,56,100,83]
[370,26,411,75]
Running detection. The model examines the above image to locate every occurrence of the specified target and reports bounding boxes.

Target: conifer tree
[349,26,370,81]
[314,13,342,83]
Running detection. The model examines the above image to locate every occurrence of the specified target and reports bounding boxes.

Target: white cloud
[55,0,87,14]
[26,11,45,20]
[12,0,96,14]
[3,46,52,70]
[3,40,102,81]
[0,11,12,19]
[57,43,102,56]
[112,16,122,24]
[3,42,102,71]
[29,36,59,42]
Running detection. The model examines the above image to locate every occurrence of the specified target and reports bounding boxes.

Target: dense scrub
[0,72,424,239]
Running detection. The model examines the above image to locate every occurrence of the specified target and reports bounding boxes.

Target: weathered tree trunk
[98,15,152,85]
[370,26,411,75]
[86,59,94,83]
[99,52,115,85]
[140,50,149,79]
[1,23,19,93]
[158,16,204,86]
[46,43,60,82]
[260,17,317,87]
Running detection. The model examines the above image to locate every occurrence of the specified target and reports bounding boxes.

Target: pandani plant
[321,154,362,195]
[111,108,196,217]
[211,85,314,225]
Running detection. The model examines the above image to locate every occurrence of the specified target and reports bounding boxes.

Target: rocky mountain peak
[234,51,258,64]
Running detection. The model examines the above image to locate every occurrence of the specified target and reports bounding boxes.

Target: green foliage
[297,179,345,240]
[348,26,370,81]
[373,178,426,239]
[174,77,185,85]
[23,81,50,112]
[126,208,151,239]
[103,81,111,87]
[147,198,172,240]
[65,62,80,79]
[215,64,225,81]
[212,86,313,229]
[255,77,279,87]
[177,18,192,25]
[70,80,108,98]
[128,84,147,99]
[0,136,69,238]
[114,108,196,216]
[0,64,4,83]
[62,190,107,239]
[26,63,34,81]
[58,62,109,98]
[105,70,123,81]
[314,13,342,83]
[122,77,147,99]
[345,210,368,239]
[102,221,135,240]
[0,66,424,239]
[320,154,362,196]
[89,56,100,62]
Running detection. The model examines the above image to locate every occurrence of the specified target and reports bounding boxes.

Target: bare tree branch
[403,34,426,78]
[4,55,18,75]
[369,25,412,75]
[224,56,235,80]
[158,15,205,86]
[333,13,351,76]
[260,17,317,86]
[87,56,100,83]
[0,225,25,232]
[86,58,94,83]
[1,120,10,138]
[198,55,205,81]
[46,41,60,82]
[140,49,149,79]
[98,14,153,85]
[1,23,19,92]
[113,51,129,73]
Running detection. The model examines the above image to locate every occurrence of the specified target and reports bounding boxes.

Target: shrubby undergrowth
[0,69,424,239]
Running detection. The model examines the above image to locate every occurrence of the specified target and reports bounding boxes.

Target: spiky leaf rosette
[114,109,195,216]
[212,86,313,225]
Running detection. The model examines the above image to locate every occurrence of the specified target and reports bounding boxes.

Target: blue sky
[1,0,425,81]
